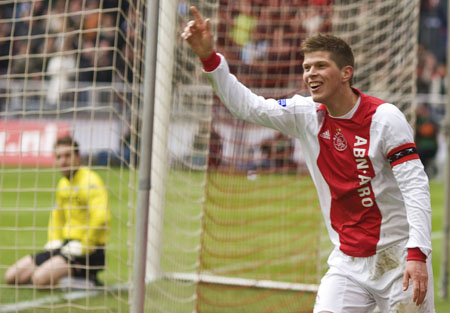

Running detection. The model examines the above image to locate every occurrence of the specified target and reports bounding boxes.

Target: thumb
[403,270,410,291]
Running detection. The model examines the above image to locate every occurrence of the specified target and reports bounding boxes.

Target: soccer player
[5,136,110,287]
[182,6,434,313]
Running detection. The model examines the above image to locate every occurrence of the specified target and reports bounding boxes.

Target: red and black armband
[386,143,420,168]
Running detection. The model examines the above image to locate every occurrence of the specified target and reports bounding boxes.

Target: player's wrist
[407,247,427,262]
[200,50,220,72]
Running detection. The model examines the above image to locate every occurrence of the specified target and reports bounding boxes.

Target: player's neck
[325,87,359,117]
[65,167,80,181]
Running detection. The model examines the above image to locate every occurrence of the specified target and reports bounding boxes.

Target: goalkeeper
[182,6,434,313]
[5,136,110,287]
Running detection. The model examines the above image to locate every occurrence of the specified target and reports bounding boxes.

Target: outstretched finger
[190,6,204,26]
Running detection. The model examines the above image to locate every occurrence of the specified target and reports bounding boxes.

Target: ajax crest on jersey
[333,131,347,151]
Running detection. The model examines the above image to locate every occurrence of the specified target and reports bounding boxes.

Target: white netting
[0,0,419,312]
[154,1,419,312]
[0,0,145,311]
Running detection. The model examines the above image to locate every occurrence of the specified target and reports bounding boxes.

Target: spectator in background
[429,62,447,105]
[95,38,114,83]
[117,43,135,83]
[5,136,110,287]
[260,131,295,170]
[0,22,11,75]
[229,2,261,64]
[47,0,67,35]
[10,41,28,75]
[208,127,223,168]
[46,36,76,105]
[100,13,116,45]
[419,0,447,63]
[83,0,100,42]
[79,40,96,82]
[416,44,437,94]
[415,103,438,177]
[68,0,83,30]
[230,2,257,48]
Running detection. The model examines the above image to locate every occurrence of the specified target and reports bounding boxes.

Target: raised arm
[181,6,215,59]
[181,7,315,137]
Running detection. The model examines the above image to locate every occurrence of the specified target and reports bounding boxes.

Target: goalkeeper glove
[44,239,63,251]
[61,240,84,259]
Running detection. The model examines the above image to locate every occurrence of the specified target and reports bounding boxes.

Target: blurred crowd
[416,0,447,178]
[0,0,447,176]
[1,0,445,95]
[0,0,137,97]
[214,0,332,91]
[418,0,447,98]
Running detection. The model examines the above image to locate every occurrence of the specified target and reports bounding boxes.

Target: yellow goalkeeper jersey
[49,167,110,254]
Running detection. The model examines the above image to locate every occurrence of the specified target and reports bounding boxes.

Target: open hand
[181,6,214,59]
[403,260,428,306]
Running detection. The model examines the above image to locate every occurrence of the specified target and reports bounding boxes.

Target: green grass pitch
[0,168,449,312]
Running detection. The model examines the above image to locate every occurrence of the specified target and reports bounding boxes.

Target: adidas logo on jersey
[320,130,330,140]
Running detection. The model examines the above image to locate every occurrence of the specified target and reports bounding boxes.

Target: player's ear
[341,65,353,83]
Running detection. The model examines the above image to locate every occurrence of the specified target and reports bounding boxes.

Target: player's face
[302,51,346,104]
[54,144,81,178]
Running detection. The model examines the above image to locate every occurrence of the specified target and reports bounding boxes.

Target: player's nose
[308,66,318,75]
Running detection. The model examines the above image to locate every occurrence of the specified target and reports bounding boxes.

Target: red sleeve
[200,51,221,72]
[407,247,427,262]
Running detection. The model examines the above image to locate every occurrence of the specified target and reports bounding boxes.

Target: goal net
[0,0,420,312]
[147,0,420,313]
[0,0,144,312]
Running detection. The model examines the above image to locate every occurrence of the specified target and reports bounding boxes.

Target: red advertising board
[0,120,70,166]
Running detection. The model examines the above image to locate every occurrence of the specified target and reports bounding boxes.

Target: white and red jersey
[205,54,432,258]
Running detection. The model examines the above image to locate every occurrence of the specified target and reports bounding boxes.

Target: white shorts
[313,240,435,313]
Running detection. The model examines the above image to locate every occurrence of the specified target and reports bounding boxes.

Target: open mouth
[309,82,322,91]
